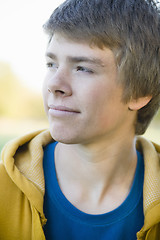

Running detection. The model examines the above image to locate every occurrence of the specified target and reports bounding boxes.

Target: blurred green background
[0,62,48,152]
[0,61,159,154]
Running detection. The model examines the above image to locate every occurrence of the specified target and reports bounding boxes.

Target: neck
[55,132,137,210]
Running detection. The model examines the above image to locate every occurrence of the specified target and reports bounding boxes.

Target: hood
[136,136,160,238]
[1,129,53,218]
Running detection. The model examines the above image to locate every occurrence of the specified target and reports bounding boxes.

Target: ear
[128,96,152,111]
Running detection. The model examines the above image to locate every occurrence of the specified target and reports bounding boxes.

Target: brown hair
[43,0,160,135]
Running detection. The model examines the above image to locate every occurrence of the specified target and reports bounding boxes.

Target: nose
[47,68,72,97]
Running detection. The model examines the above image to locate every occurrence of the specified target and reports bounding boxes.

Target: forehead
[46,33,116,66]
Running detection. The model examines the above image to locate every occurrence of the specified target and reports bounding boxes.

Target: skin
[43,33,148,214]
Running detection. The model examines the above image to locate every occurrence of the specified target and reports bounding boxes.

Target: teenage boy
[0,0,160,239]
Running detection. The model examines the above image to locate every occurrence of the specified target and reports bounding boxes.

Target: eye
[76,66,94,74]
[46,62,58,69]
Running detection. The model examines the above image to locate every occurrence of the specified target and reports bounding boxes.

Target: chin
[49,126,80,145]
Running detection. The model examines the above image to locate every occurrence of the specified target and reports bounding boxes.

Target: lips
[48,104,80,116]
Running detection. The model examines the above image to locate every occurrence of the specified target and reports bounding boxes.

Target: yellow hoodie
[0,129,160,240]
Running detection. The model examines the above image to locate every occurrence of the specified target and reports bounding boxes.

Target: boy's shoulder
[0,129,51,239]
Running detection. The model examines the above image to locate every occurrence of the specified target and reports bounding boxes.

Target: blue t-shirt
[43,142,144,240]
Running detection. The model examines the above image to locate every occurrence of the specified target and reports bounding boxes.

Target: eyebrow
[45,52,105,67]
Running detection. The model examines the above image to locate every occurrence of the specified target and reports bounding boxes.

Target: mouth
[48,104,80,116]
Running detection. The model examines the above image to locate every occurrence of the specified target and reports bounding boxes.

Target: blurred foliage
[0,62,46,119]
[154,109,160,121]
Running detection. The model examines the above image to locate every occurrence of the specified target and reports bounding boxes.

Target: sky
[0,0,64,92]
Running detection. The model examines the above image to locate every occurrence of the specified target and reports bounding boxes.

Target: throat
[54,139,137,214]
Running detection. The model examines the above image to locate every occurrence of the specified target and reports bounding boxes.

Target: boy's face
[43,33,135,145]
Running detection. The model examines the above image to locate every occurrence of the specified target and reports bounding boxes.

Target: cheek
[42,80,49,112]
[82,84,112,110]
[81,84,125,126]
[42,76,48,93]
[80,86,110,124]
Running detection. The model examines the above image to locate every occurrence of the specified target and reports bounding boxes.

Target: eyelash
[46,62,57,68]
[46,62,94,74]
[76,66,94,74]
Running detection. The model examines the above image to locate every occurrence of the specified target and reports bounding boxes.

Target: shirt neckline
[45,142,144,226]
